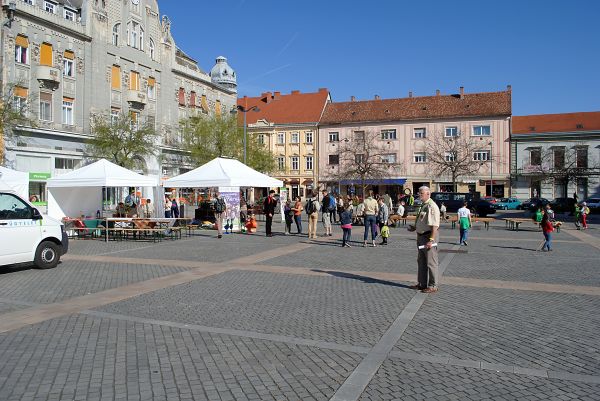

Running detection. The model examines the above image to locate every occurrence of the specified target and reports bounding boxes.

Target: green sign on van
[29,172,51,180]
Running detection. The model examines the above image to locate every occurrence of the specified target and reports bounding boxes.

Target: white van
[0,190,68,269]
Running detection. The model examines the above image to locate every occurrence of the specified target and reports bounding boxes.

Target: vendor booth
[164,158,283,231]
[0,166,29,199]
[46,159,157,220]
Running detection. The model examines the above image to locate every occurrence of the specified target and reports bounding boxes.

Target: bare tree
[525,144,600,197]
[326,128,402,196]
[424,131,488,191]
[0,83,35,165]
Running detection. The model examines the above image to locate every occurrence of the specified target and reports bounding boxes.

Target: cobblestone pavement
[0,218,599,400]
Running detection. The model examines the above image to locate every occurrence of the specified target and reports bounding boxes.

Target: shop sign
[29,172,51,180]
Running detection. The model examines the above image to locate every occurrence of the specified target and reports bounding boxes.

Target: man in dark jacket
[263,190,277,237]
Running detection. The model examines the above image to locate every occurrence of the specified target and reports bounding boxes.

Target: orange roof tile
[513,111,600,134]
[238,89,330,125]
[320,90,511,125]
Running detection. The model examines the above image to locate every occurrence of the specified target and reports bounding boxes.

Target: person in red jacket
[539,210,554,252]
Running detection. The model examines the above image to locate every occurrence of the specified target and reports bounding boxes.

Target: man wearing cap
[407,186,440,293]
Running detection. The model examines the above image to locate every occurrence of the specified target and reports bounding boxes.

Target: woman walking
[341,203,353,247]
[540,210,554,251]
[284,200,293,235]
[363,190,379,247]
[292,196,303,234]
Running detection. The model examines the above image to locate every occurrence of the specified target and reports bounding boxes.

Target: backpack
[305,199,315,215]
[214,198,226,213]
[327,194,336,212]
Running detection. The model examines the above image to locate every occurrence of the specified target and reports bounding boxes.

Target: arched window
[112,23,120,46]
[149,38,155,60]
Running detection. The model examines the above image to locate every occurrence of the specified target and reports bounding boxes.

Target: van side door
[0,193,41,265]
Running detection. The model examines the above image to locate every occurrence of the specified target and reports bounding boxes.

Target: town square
[0,0,599,400]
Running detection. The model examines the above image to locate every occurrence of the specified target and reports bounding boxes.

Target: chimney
[318,88,328,93]
[507,84,512,92]
[273,91,281,100]
[350,96,356,102]
[436,89,440,96]
[291,90,300,95]
[374,95,380,100]
[408,91,413,98]
[459,86,464,98]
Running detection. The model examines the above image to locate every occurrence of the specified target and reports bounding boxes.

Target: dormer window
[64,7,76,21]
[44,0,56,13]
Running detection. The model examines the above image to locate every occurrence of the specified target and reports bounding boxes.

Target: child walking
[340,203,353,247]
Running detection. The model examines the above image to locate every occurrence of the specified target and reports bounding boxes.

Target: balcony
[36,66,60,90]
[126,90,148,108]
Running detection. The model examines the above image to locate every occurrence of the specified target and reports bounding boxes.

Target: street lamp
[236,104,260,164]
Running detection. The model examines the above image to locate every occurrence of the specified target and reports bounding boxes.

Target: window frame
[381,129,397,140]
[63,7,76,21]
[276,132,285,145]
[290,156,299,171]
[62,98,74,126]
[381,153,396,164]
[413,128,427,139]
[444,151,456,162]
[44,0,56,14]
[413,152,426,163]
[147,77,156,100]
[473,150,491,162]
[0,193,33,220]
[445,126,459,137]
[277,156,285,171]
[257,134,265,145]
[112,23,121,46]
[305,156,313,170]
[15,37,29,64]
[472,125,491,136]
[39,93,52,122]
[110,108,120,125]
[290,132,299,144]
[328,132,339,142]
[529,148,541,166]
[63,53,75,78]
[305,131,313,143]
[328,154,339,165]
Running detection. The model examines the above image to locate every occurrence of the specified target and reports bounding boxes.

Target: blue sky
[159,0,600,116]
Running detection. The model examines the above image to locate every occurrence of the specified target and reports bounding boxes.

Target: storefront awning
[340,178,406,186]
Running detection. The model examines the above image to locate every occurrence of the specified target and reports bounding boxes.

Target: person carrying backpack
[305,193,321,239]
[213,192,227,238]
[321,190,334,236]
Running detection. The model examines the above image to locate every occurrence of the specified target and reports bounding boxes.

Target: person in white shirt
[457,202,472,246]
[397,201,405,217]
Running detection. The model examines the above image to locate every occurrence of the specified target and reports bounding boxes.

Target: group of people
[281,189,398,247]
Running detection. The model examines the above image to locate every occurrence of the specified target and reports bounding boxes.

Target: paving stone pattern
[394,285,600,375]
[0,314,363,401]
[358,358,600,401]
[97,270,414,347]
[0,261,197,304]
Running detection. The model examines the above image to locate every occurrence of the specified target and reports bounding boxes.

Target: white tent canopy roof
[164,157,283,188]
[0,166,29,198]
[47,159,157,188]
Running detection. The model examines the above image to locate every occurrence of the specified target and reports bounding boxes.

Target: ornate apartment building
[318,87,512,198]
[1,0,237,203]
[238,89,330,200]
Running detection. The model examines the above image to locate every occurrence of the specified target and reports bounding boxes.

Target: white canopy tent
[164,157,283,188]
[46,159,158,220]
[0,166,29,199]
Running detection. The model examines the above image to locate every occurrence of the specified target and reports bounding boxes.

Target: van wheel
[34,241,60,269]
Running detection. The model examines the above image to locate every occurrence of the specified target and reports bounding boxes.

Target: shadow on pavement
[312,269,410,288]
[487,245,538,252]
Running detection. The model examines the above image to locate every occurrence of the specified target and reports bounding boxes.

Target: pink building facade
[318,88,512,199]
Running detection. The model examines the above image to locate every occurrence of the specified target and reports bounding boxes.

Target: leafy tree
[181,114,276,173]
[86,112,158,169]
[424,131,489,192]
[326,128,402,197]
[0,83,34,165]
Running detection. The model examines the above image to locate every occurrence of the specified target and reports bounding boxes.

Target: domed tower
[210,56,237,92]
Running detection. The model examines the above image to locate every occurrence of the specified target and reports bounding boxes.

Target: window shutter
[215,100,221,116]
[130,72,139,90]
[40,92,52,102]
[148,76,155,86]
[201,95,208,111]
[63,50,74,60]
[16,35,29,48]
[178,88,185,106]
[14,86,28,98]
[40,43,53,66]
[190,91,196,107]
[111,66,121,89]
[63,97,74,103]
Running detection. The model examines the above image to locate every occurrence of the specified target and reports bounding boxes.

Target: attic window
[421,106,427,110]
[351,111,356,115]
[529,126,536,131]
[576,124,584,129]
[385,109,390,113]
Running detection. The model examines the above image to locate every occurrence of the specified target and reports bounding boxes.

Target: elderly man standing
[408,186,440,293]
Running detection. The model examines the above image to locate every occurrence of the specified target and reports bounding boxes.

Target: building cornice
[14,125,92,140]
[511,130,600,141]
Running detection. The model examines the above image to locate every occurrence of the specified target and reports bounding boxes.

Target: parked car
[481,196,498,203]
[517,198,549,211]
[0,190,68,269]
[550,197,577,213]
[431,192,496,217]
[494,197,522,210]
[584,198,600,213]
